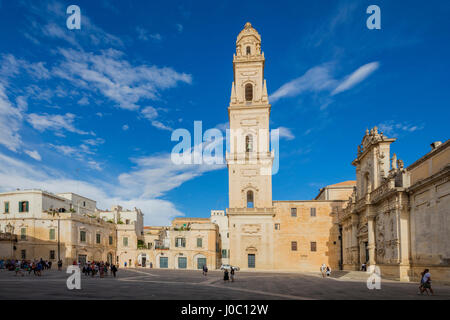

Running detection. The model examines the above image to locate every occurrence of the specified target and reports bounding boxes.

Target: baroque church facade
[222,22,449,283]
[225,23,347,272]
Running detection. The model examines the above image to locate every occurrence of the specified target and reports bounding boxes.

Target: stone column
[351,214,359,268]
[367,215,376,265]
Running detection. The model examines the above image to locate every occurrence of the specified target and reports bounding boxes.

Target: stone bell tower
[226,22,275,270]
[227,22,273,210]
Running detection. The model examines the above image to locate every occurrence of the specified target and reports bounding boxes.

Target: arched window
[246,46,251,55]
[247,191,254,208]
[245,135,253,153]
[245,83,253,101]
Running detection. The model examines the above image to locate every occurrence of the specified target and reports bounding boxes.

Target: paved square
[0,268,449,300]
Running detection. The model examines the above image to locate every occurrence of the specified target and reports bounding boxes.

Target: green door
[248,254,255,268]
[159,257,168,268]
[197,258,207,270]
[178,257,187,269]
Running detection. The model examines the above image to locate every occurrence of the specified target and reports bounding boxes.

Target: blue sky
[0,0,448,225]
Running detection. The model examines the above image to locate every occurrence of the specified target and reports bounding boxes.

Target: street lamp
[6,223,14,259]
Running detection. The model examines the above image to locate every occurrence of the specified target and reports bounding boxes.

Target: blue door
[159,257,168,268]
[178,257,187,269]
[248,254,255,268]
[197,258,207,269]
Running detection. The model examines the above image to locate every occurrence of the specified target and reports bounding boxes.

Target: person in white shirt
[320,264,327,278]
[419,269,434,295]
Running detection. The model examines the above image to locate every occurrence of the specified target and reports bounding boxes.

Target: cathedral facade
[225,23,347,272]
[224,22,449,283]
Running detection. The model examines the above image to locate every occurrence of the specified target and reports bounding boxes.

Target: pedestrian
[223,269,229,282]
[320,263,327,278]
[111,264,117,278]
[326,266,331,277]
[230,267,235,282]
[419,269,434,295]
[361,263,367,271]
[14,262,23,277]
[57,259,62,271]
[202,264,208,276]
[124,261,127,268]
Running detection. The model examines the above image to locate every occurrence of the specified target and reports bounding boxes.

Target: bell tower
[227,22,273,210]
[227,22,275,270]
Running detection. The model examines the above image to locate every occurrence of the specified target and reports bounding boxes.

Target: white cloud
[0,84,23,152]
[24,150,42,161]
[270,64,338,103]
[332,62,380,95]
[270,61,380,103]
[141,106,158,120]
[377,121,424,137]
[77,96,89,106]
[53,48,192,111]
[136,27,162,42]
[150,120,172,131]
[276,127,295,140]
[22,1,123,48]
[27,112,90,136]
[119,153,224,199]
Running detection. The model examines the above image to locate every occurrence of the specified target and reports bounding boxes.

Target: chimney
[430,141,442,150]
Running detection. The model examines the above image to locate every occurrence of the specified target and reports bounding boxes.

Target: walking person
[230,267,235,282]
[223,269,229,282]
[419,269,434,295]
[111,264,117,278]
[57,259,62,271]
[326,266,331,277]
[202,264,208,276]
[14,262,23,277]
[320,263,327,278]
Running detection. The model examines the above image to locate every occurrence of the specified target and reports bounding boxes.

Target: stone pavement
[0,268,449,300]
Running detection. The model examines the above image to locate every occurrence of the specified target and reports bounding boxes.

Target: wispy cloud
[24,150,42,161]
[136,27,162,42]
[27,112,91,136]
[331,62,380,96]
[377,120,424,137]
[21,0,123,48]
[53,48,192,111]
[0,84,24,152]
[270,61,380,103]
[276,127,295,141]
[270,64,337,103]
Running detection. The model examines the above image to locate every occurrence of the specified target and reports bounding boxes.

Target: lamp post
[57,215,61,262]
[6,223,14,259]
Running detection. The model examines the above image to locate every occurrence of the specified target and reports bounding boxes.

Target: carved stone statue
[391,153,397,170]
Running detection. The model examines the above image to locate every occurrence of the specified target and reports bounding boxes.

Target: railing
[227,207,274,214]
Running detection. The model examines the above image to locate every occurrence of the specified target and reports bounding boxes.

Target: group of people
[0,258,58,276]
[223,268,235,282]
[80,261,118,278]
[320,264,332,277]
[201,265,236,282]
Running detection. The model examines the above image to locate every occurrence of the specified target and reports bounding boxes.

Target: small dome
[236,22,261,44]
